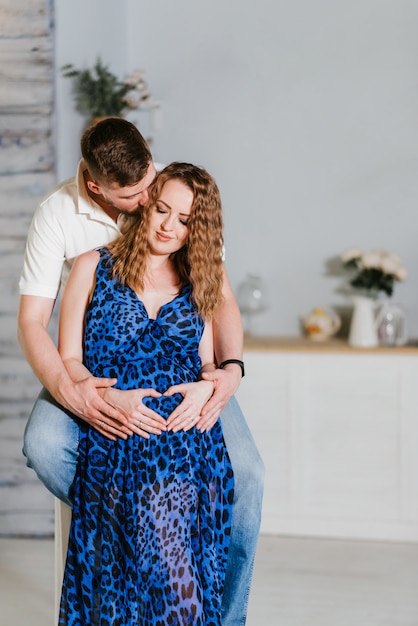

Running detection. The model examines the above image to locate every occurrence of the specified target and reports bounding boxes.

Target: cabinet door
[236,352,292,532]
[239,350,418,541]
[399,358,418,524]
[295,354,401,519]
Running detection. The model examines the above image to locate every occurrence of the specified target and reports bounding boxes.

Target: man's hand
[198,366,242,431]
[103,387,167,439]
[165,381,214,432]
[59,376,133,441]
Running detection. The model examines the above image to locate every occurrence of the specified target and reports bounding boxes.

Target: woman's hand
[165,380,214,433]
[101,387,167,439]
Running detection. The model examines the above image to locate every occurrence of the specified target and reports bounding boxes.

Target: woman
[58,163,235,626]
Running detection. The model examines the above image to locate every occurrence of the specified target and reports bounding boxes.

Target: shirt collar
[75,159,116,225]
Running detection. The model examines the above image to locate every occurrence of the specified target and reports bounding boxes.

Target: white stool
[54,499,72,622]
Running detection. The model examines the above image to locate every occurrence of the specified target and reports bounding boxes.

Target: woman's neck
[144,254,179,290]
[139,255,182,319]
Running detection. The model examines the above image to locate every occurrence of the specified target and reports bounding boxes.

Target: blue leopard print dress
[59,249,234,626]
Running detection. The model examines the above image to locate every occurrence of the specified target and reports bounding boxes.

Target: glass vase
[237,273,268,335]
[377,301,407,347]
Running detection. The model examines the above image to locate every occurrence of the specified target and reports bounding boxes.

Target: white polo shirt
[19,160,126,299]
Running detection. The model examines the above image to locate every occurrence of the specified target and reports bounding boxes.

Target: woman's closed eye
[156,205,189,226]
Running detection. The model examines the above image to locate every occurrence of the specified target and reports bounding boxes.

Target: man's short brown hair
[81,117,152,187]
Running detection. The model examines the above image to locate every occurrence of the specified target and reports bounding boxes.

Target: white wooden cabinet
[236,338,418,542]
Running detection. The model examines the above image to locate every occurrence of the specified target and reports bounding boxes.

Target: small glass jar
[377,302,407,347]
[237,273,268,335]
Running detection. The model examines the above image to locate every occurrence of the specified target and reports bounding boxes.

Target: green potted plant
[61,57,151,119]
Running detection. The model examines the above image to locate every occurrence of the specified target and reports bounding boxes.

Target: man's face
[96,162,157,215]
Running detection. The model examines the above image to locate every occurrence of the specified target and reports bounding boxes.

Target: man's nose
[138,188,149,204]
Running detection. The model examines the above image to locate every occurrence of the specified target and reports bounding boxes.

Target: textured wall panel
[0,0,55,536]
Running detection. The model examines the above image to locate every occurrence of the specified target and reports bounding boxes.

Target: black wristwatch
[218,359,245,378]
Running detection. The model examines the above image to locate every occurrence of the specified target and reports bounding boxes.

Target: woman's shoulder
[72,249,102,274]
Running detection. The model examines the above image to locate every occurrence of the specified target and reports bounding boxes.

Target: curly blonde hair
[107,162,224,319]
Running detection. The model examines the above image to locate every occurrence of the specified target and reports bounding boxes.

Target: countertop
[243,335,418,354]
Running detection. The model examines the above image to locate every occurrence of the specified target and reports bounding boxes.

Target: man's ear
[86,179,102,196]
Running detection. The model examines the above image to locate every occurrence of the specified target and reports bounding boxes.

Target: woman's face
[148,179,193,255]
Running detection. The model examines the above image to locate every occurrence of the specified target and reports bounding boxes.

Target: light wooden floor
[1,534,418,625]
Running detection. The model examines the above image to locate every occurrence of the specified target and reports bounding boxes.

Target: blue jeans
[23,388,264,626]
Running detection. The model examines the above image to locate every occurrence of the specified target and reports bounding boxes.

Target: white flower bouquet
[341,247,407,297]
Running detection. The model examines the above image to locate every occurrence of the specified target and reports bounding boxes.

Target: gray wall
[56,0,418,337]
[1,0,417,535]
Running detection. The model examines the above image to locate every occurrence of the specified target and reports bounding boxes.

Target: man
[18,117,264,626]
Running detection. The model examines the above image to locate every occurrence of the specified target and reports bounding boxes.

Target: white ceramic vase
[348,295,378,348]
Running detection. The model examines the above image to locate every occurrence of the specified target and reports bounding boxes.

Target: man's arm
[213,266,244,366]
[18,184,131,431]
[198,265,244,427]
[18,294,128,430]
